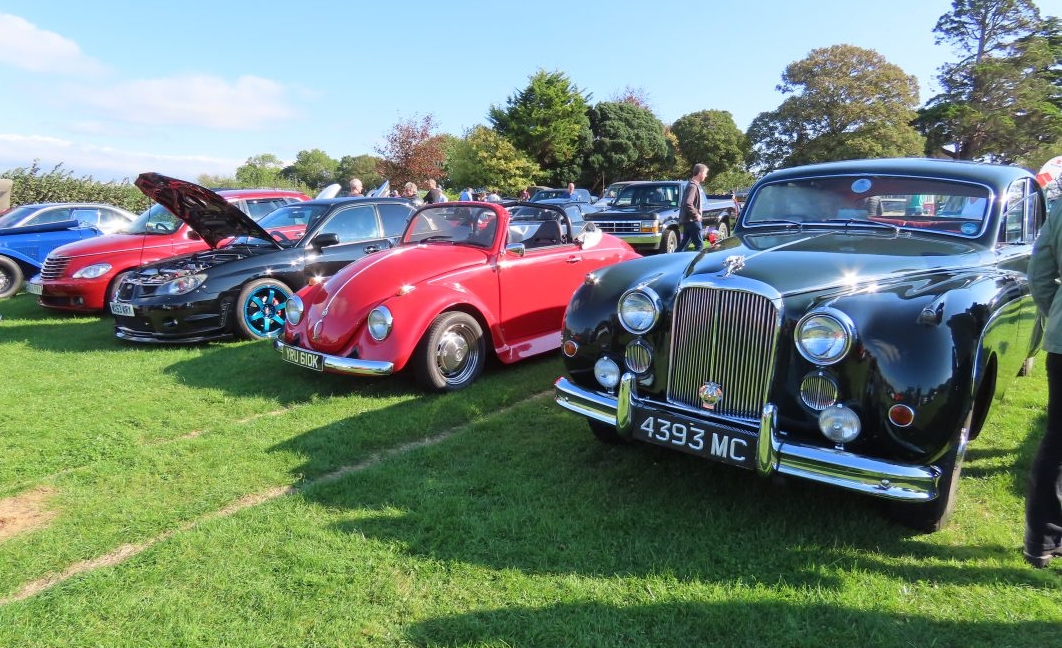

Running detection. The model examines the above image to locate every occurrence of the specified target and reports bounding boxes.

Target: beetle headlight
[159,273,206,296]
[818,404,861,444]
[285,294,304,326]
[618,288,661,334]
[594,356,621,390]
[72,263,112,279]
[795,309,856,365]
[367,306,393,341]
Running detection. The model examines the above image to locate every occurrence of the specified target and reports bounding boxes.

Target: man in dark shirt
[677,163,709,251]
[424,179,445,204]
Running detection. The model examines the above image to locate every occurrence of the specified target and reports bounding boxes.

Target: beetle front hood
[299,243,488,353]
[135,172,281,250]
[687,230,986,295]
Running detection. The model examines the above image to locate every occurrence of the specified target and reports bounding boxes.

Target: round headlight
[72,263,112,279]
[367,306,393,341]
[618,288,660,334]
[795,309,855,365]
[818,404,861,444]
[594,356,621,390]
[285,294,304,326]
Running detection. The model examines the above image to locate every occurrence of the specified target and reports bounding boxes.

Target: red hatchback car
[276,201,640,391]
[27,187,309,312]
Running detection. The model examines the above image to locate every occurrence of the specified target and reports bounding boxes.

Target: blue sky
[2,0,1052,183]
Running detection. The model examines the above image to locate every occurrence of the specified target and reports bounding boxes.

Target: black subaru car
[111,172,415,343]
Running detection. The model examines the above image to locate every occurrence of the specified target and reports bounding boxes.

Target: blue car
[0,219,104,299]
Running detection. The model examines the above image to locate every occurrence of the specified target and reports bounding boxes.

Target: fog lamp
[818,404,861,444]
[594,356,621,390]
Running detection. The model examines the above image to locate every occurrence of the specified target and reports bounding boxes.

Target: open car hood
[134,172,281,250]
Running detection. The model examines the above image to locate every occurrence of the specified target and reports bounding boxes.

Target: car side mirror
[505,242,526,257]
[575,222,602,249]
[312,233,340,250]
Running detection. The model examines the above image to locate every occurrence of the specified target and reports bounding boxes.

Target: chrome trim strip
[274,339,394,376]
[556,375,939,502]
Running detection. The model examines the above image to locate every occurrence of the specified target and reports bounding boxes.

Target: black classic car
[111,173,414,343]
[555,158,1046,531]
[586,181,738,254]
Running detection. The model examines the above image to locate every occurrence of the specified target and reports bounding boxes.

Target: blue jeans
[676,220,703,251]
[1025,352,1062,554]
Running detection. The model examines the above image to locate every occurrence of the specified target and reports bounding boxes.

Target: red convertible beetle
[276,201,640,391]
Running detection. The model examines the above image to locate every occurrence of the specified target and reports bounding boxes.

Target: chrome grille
[40,256,71,279]
[593,220,642,235]
[667,286,780,421]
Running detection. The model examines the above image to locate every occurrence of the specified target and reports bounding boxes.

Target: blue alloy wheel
[236,278,291,340]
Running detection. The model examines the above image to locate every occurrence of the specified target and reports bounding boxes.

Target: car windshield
[0,205,37,227]
[531,190,566,201]
[125,203,182,235]
[743,175,992,237]
[258,203,332,229]
[615,184,679,207]
[402,204,499,249]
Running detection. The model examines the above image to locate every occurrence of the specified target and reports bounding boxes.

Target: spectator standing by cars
[676,163,708,251]
[424,179,445,204]
[348,178,363,197]
[460,187,474,201]
[564,182,576,199]
[1024,197,1062,569]
[402,182,424,207]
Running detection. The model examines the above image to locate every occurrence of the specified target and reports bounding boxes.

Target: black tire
[103,271,135,309]
[589,419,626,444]
[660,228,679,254]
[414,311,486,392]
[0,256,24,299]
[887,413,970,533]
[235,278,291,340]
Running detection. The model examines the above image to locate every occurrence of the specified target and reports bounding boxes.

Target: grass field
[0,292,1058,647]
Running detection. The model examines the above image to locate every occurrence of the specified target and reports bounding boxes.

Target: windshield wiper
[821,218,900,234]
[748,219,803,228]
[418,235,454,243]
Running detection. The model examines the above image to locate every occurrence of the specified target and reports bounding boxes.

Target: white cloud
[0,134,241,182]
[63,74,297,130]
[0,13,107,77]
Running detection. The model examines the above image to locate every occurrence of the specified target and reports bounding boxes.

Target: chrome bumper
[554,374,940,502]
[274,339,394,376]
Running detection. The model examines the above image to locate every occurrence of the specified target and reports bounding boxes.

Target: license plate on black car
[281,345,324,371]
[110,302,134,317]
[632,409,756,470]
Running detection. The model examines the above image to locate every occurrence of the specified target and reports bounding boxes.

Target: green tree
[747,44,925,172]
[335,154,384,192]
[375,115,447,188]
[671,110,748,182]
[916,0,1060,162]
[235,154,285,188]
[281,149,338,192]
[488,70,592,186]
[444,125,540,196]
[584,101,669,190]
[2,161,149,212]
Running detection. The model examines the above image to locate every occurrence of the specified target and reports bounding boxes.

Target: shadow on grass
[162,334,565,406]
[404,599,1061,647]
[275,398,1054,593]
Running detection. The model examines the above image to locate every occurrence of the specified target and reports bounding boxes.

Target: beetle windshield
[744,176,992,237]
[402,205,499,249]
[614,183,680,208]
